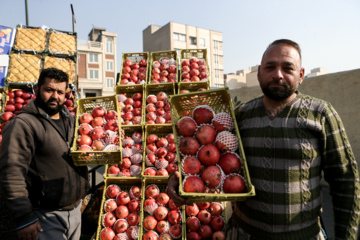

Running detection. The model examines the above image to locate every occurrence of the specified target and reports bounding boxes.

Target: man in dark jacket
[0,68,89,240]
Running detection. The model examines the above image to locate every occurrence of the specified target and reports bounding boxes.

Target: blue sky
[1,0,359,75]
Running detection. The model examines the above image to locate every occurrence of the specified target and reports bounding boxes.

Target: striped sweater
[232,93,360,240]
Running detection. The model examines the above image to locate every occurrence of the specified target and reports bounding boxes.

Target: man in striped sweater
[226,39,360,239]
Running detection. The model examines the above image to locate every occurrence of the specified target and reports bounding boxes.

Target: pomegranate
[104,110,118,121]
[156,147,168,158]
[167,210,181,225]
[145,184,160,198]
[120,168,131,177]
[78,123,92,135]
[176,117,197,137]
[92,117,105,128]
[107,165,120,175]
[154,206,168,221]
[91,127,105,141]
[201,166,222,189]
[92,106,106,118]
[144,216,158,231]
[195,125,217,145]
[92,140,105,151]
[146,143,158,154]
[166,162,178,174]
[156,193,170,206]
[156,137,168,148]
[186,216,201,232]
[168,199,180,211]
[129,186,141,199]
[76,135,92,146]
[215,131,239,153]
[192,105,214,125]
[212,231,226,240]
[100,227,116,240]
[115,205,129,219]
[102,212,116,228]
[198,225,213,239]
[169,224,182,239]
[212,112,234,132]
[183,176,205,193]
[209,203,223,216]
[159,233,172,240]
[128,199,140,212]
[127,212,140,226]
[219,152,241,174]
[114,219,128,234]
[104,199,117,212]
[166,133,175,143]
[179,137,200,156]
[1,112,13,121]
[144,167,157,176]
[119,157,131,169]
[197,202,211,210]
[210,216,225,231]
[104,120,119,132]
[167,143,176,153]
[156,220,169,234]
[116,192,130,205]
[185,203,200,217]
[187,232,201,240]
[197,144,221,166]
[197,210,212,225]
[77,145,93,151]
[182,157,202,175]
[5,104,15,112]
[106,185,121,198]
[222,174,246,193]
[142,230,158,240]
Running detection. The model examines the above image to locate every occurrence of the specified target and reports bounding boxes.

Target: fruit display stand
[118,52,149,86]
[141,124,176,178]
[141,178,186,240]
[95,177,142,240]
[178,48,210,90]
[115,84,144,126]
[1,82,36,114]
[144,83,175,125]
[170,87,255,203]
[148,50,178,85]
[104,125,144,178]
[71,95,122,166]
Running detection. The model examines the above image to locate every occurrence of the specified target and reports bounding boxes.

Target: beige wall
[229,68,360,164]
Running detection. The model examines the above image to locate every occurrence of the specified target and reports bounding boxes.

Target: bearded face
[259,74,300,101]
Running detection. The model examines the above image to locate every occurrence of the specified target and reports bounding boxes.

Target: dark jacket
[0,99,89,229]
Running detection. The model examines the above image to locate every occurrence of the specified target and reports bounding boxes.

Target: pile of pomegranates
[150,57,177,84]
[117,92,143,125]
[99,184,141,240]
[181,57,208,82]
[145,91,171,124]
[119,58,147,85]
[107,131,143,177]
[176,105,247,194]
[144,132,178,177]
[185,202,226,240]
[142,184,182,239]
[76,106,120,152]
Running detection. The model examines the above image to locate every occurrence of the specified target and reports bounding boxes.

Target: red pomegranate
[144,216,158,231]
[186,216,200,232]
[179,137,200,156]
[192,105,214,125]
[104,110,118,121]
[128,199,140,212]
[116,192,130,205]
[198,225,213,239]
[102,212,116,228]
[104,120,119,132]
[212,231,226,240]
[197,144,221,166]
[169,224,182,239]
[114,219,128,234]
[146,134,158,144]
[183,176,205,193]
[201,166,222,189]
[195,125,217,145]
[154,206,169,221]
[106,185,120,198]
[166,162,178,174]
[219,152,242,174]
[144,168,156,176]
[156,192,170,206]
[176,117,197,137]
[92,140,105,151]
[168,199,180,210]
[185,203,200,217]
[197,210,212,225]
[104,199,117,212]
[92,106,106,118]
[222,174,246,193]
[129,186,141,199]
[115,205,129,219]
[91,127,105,141]
[79,113,93,124]
[209,203,223,216]
[182,157,202,175]
[187,232,201,240]
[92,117,105,128]
[212,112,234,132]
[197,202,211,210]
[159,233,172,240]
[78,123,92,135]
[142,230,158,240]
[167,210,181,225]
[215,131,239,153]
[156,220,169,234]
[127,212,140,226]
[145,185,160,198]
[100,227,116,240]
[210,216,225,231]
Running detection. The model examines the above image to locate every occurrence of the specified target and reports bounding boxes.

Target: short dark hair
[265,39,302,64]
[37,68,69,89]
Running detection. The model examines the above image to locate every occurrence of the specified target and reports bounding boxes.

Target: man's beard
[259,76,299,101]
[35,92,64,116]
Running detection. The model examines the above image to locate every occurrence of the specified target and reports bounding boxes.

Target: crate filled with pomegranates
[70,95,122,166]
[144,83,175,125]
[170,87,256,203]
[142,125,178,178]
[140,178,185,240]
[96,178,142,240]
[148,50,178,85]
[116,84,144,126]
[118,52,149,85]
[105,125,143,178]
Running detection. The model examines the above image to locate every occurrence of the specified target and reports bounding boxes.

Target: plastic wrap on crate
[13,26,47,52]
[44,55,76,84]
[48,29,76,55]
[6,52,42,83]
[169,87,255,203]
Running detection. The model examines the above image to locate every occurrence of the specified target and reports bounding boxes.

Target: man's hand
[18,221,43,240]
[167,171,188,207]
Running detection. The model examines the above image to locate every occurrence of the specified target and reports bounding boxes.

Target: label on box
[0,25,15,55]
[0,66,7,87]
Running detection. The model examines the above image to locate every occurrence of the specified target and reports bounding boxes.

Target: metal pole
[25,0,29,26]
[70,4,75,32]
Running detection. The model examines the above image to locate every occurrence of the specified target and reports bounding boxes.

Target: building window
[106,38,113,53]
[215,70,220,78]
[106,61,113,71]
[107,78,114,88]
[89,53,98,63]
[173,33,186,42]
[89,69,99,79]
[214,40,218,49]
[200,38,205,46]
[86,92,96,98]
[190,37,197,45]
[214,55,219,64]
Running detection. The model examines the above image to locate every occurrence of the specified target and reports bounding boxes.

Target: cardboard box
[0,25,15,55]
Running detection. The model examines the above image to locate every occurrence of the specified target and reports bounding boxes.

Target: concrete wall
[229,68,360,164]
